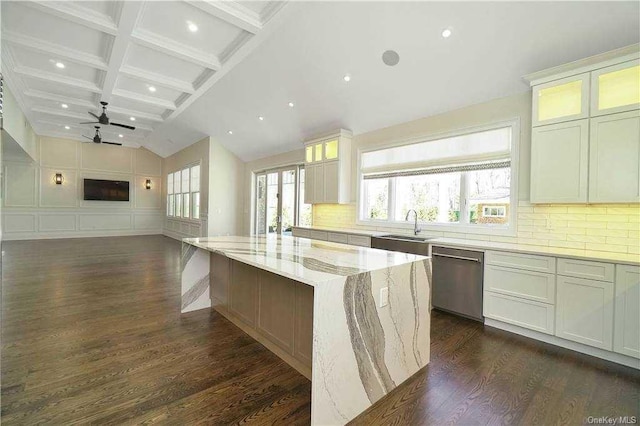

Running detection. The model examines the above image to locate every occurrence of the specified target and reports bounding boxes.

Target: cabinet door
[229,260,258,326]
[588,110,640,203]
[304,165,314,204]
[532,73,590,126]
[614,265,640,359]
[323,160,339,203]
[313,164,325,203]
[324,139,339,160]
[530,119,589,203]
[556,275,614,350]
[591,60,640,117]
[305,145,314,163]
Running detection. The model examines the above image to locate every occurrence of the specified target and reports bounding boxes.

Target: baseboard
[485,318,640,370]
[2,229,163,241]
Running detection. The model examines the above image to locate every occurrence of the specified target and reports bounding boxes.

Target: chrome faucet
[405,209,422,235]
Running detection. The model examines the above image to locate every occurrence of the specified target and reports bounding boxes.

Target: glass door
[255,167,305,235]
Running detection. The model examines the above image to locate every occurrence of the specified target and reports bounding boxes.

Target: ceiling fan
[80,101,136,130]
[82,126,122,146]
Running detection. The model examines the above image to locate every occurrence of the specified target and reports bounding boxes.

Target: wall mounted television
[83,179,130,201]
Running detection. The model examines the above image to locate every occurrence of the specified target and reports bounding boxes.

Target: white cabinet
[303,129,352,204]
[530,120,589,203]
[614,265,640,359]
[588,110,640,203]
[291,227,371,248]
[591,60,640,116]
[532,73,590,126]
[484,291,555,335]
[526,47,640,204]
[555,275,614,350]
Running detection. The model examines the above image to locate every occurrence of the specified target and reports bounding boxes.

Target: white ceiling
[1,0,286,150]
[2,1,639,160]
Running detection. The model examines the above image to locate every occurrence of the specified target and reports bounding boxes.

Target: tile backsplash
[312,202,640,255]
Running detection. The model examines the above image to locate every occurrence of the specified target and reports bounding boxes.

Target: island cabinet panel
[294,282,314,366]
[257,270,296,352]
[210,253,230,306]
[229,261,258,326]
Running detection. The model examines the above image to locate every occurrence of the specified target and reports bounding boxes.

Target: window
[359,123,517,233]
[166,164,201,220]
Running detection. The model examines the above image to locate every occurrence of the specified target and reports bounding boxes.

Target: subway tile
[608,222,640,230]
[586,214,628,222]
[516,238,549,247]
[490,236,519,243]
[606,237,640,247]
[628,245,640,255]
[533,219,548,227]
[585,243,628,253]
[549,214,586,221]
[586,228,628,237]
[519,213,545,220]
[606,207,640,215]
[534,206,567,214]
[629,230,640,239]
[518,219,534,227]
[563,227,586,235]
[550,240,586,249]
[567,235,606,244]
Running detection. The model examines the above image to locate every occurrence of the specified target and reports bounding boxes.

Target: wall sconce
[145,179,152,190]
[54,173,64,185]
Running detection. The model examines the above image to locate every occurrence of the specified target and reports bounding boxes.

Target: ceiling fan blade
[102,141,123,146]
[82,135,92,140]
[88,112,100,119]
[110,122,136,130]
[80,121,100,124]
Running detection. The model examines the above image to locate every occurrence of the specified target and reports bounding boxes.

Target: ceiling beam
[119,65,195,94]
[131,29,222,70]
[25,1,119,36]
[185,0,262,34]
[13,65,102,93]
[111,89,176,110]
[2,31,109,70]
[100,1,145,103]
[24,89,96,109]
[40,130,143,148]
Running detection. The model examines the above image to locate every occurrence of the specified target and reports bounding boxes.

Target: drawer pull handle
[433,253,482,263]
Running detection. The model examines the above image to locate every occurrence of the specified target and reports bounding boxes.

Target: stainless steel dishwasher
[431,246,484,322]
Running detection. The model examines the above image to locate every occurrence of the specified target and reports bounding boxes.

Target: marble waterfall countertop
[182,235,428,286]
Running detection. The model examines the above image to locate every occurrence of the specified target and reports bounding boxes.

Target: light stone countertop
[182,235,428,286]
[293,226,640,266]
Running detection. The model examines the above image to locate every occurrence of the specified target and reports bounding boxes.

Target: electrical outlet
[380,287,389,308]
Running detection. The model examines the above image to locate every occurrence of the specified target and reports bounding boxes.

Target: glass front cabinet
[527,47,640,203]
[303,130,352,204]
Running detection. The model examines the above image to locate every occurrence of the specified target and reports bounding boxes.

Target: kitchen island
[180,235,432,425]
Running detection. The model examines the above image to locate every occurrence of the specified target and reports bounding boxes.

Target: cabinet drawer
[484,265,556,304]
[348,235,371,247]
[557,258,614,282]
[486,251,556,273]
[483,291,555,335]
[308,230,328,241]
[327,232,348,244]
[292,228,311,239]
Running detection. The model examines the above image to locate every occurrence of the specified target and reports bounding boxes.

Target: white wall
[208,139,244,236]
[2,86,37,161]
[242,148,304,235]
[162,136,210,240]
[2,136,163,240]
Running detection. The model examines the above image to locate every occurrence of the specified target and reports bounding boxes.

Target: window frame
[356,119,520,236]
[166,161,202,223]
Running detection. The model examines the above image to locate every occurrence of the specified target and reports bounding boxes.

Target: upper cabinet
[525,45,640,204]
[533,73,590,126]
[303,129,352,204]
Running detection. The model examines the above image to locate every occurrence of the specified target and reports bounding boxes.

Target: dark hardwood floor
[1,235,638,425]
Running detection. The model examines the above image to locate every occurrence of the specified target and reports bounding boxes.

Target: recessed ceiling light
[55,62,65,69]
[288,102,295,108]
[187,21,198,33]
[227,130,233,135]
[442,28,452,38]
[258,116,264,121]
[343,74,351,82]
[64,125,70,130]
[130,117,136,121]
[118,134,123,138]
[148,86,156,92]
[61,103,68,109]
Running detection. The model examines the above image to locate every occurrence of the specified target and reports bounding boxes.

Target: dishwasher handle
[432,252,482,263]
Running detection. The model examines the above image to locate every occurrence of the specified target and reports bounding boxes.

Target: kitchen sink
[370,234,436,256]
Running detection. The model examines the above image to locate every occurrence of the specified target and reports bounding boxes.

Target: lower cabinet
[229,261,258,326]
[614,265,640,358]
[292,227,372,248]
[555,275,614,350]
[484,291,555,334]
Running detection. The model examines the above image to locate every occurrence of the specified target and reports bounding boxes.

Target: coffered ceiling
[1,0,286,151]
